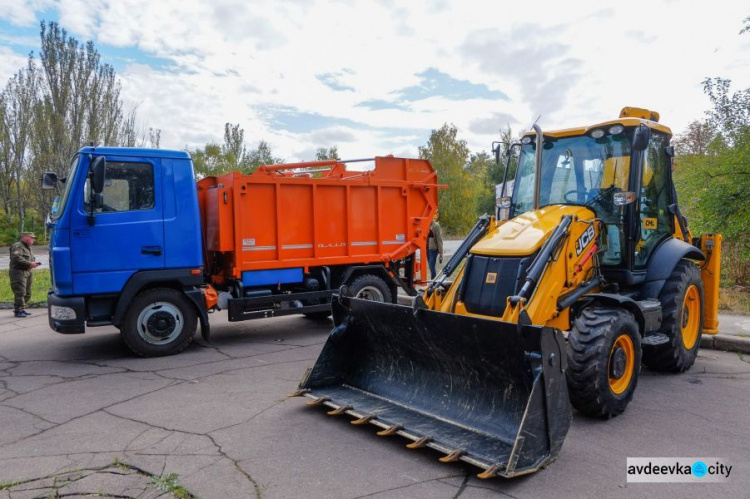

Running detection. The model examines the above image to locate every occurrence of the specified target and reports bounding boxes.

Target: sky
[1,0,749,162]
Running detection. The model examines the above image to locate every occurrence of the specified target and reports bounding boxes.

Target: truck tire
[348,274,392,303]
[121,288,198,357]
[566,307,641,418]
[642,260,703,373]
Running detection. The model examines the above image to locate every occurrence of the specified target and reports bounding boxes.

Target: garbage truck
[42,149,440,356]
[291,107,722,478]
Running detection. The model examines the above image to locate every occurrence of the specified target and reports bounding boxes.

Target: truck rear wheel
[348,274,392,303]
[642,260,703,373]
[566,307,641,418]
[121,288,198,357]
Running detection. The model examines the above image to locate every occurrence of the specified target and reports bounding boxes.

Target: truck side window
[84,162,154,212]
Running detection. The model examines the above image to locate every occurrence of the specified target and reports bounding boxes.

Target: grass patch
[719,288,750,315]
[0,269,50,306]
[150,473,192,499]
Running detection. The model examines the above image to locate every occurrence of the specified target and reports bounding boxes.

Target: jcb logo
[643,218,658,230]
[575,225,596,256]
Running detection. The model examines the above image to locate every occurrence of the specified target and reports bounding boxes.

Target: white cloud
[0,0,749,161]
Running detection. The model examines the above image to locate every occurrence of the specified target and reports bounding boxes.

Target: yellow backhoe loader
[290,107,722,478]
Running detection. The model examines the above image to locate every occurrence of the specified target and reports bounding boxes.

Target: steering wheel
[585,185,619,207]
[563,189,587,204]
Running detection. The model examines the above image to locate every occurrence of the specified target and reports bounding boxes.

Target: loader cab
[510,113,676,283]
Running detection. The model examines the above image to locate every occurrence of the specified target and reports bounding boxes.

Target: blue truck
[42,147,439,356]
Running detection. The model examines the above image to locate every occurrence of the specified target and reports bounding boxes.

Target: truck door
[70,156,165,295]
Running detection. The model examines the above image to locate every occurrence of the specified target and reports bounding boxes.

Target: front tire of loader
[566,307,641,418]
[642,260,703,373]
[121,288,198,357]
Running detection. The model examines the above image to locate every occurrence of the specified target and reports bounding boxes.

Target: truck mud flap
[291,295,572,478]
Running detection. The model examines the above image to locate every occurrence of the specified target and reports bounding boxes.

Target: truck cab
[46,148,205,337]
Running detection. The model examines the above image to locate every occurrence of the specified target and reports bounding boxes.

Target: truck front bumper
[47,292,85,334]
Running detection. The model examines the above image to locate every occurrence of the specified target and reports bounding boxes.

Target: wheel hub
[682,307,689,329]
[146,311,176,339]
[610,348,627,380]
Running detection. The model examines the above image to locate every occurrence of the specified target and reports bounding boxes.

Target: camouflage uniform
[9,238,36,314]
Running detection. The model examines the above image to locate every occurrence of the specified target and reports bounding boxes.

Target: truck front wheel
[121,288,198,357]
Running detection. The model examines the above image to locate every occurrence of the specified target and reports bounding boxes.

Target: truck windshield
[512,132,632,219]
[49,154,80,221]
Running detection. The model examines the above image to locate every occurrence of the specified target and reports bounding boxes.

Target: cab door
[70,155,165,295]
[633,132,673,269]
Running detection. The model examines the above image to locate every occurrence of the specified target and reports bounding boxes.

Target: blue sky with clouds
[1,1,749,161]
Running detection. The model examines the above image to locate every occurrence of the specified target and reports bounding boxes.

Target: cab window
[635,132,672,268]
[84,162,154,212]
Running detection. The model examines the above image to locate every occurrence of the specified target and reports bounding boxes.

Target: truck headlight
[50,305,76,320]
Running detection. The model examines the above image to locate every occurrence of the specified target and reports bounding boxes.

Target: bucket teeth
[326,405,353,416]
[306,396,331,406]
[376,425,403,436]
[406,436,433,449]
[350,414,376,425]
[439,449,466,463]
[286,388,309,397]
[477,465,502,480]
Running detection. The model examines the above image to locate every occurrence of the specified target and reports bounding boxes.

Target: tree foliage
[315,146,340,161]
[191,125,284,177]
[0,21,148,240]
[419,124,479,234]
[674,77,750,285]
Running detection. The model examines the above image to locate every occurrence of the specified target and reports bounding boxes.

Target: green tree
[419,123,476,235]
[674,77,750,285]
[468,151,494,216]
[0,59,39,232]
[246,140,283,172]
[315,146,340,161]
[191,127,284,178]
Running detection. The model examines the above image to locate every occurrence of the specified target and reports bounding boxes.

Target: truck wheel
[566,307,641,418]
[348,274,392,303]
[642,260,703,373]
[121,288,198,357]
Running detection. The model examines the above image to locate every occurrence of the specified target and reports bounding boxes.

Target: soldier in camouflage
[9,232,41,318]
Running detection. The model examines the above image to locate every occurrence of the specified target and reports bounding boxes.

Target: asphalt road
[0,311,748,498]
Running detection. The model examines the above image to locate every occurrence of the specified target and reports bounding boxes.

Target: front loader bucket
[293,295,572,478]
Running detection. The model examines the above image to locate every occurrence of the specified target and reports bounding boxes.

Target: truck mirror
[42,172,58,190]
[90,156,106,194]
[632,124,651,151]
[91,193,104,210]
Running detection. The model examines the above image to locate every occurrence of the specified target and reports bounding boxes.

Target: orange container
[196,156,440,284]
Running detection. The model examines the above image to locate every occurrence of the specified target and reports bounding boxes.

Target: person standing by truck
[9,232,41,318]
[427,212,443,280]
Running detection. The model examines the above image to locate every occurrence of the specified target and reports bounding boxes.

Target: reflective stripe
[351,241,377,246]
[242,245,277,251]
[281,244,313,250]
[382,240,406,245]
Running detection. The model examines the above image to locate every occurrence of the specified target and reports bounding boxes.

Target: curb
[701,334,750,355]
[397,295,750,355]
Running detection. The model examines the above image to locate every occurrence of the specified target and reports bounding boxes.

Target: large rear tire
[642,260,703,372]
[347,274,392,303]
[566,307,641,418]
[121,288,197,357]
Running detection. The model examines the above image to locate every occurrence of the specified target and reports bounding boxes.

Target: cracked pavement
[0,310,748,498]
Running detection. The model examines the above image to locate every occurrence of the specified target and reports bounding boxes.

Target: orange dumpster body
[196,156,440,289]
